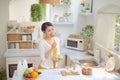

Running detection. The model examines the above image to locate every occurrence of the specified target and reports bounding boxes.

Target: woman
[38,22,60,69]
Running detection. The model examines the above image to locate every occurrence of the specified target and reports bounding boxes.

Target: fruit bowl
[24,78,36,80]
[52,54,63,62]
[23,67,41,80]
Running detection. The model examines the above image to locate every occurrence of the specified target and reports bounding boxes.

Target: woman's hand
[51,40,57,49]
[45,40,57,59]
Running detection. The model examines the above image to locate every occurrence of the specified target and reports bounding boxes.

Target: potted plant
[114,16,120,51]
[80,25,94,50]
[0,68,7,80]
[31,3,46,22]
[15,27,19,33]
[61,0,71,5]
[85,3,90,13]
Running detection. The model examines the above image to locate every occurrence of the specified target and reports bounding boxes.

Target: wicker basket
[7,34,20,41]
[19,42,32,49]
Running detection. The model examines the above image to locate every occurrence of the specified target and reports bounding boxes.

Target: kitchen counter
[4,49,39,57]
[4,49,40,80]
[4,47,94,60]
[61,47,94,60]
[13,66,120,80]
[60,47,94,67]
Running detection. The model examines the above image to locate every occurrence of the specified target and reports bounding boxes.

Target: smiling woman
[38,22,61,69]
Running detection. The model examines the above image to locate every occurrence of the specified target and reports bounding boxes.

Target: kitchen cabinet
[4,49,40,80]
[7,33,33,49]
[6,21,37,49]
[60,47,94,66]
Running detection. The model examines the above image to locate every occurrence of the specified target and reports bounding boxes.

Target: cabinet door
[8,63,33,78]
[9,64,17,78]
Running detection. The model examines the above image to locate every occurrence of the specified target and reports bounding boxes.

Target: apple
[27,26,31,29]
[27,67,33,73]
[24,70,29,76]
[33,68,38,72]
[24,67,33,77]
[24,67,42,78]
[26,73,32,78]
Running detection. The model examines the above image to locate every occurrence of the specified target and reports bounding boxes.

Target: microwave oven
[66,38,84,51]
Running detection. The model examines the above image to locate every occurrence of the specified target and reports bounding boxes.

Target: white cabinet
[6,56,39,80]
[5,21,39,80]
[4,49,40,80]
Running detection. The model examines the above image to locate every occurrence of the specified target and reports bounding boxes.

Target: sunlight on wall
[9,0,38,22]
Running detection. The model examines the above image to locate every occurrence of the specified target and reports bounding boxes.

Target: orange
[31,71,38,78]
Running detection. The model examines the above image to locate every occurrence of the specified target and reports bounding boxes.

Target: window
[114,16,120,52]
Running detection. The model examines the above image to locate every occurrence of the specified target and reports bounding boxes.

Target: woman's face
[44,26,54,37]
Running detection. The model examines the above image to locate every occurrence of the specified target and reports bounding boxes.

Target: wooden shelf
[7,33,33,49]
[79,12,93,16]
[53,22,74,26]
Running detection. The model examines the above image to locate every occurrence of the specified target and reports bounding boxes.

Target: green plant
[114,16,120,46]
[80,25,94,39]
[31,3,46,22]
[61,0,71,4]
[16,27,19,30]
[85,3,90,10]
[51,0,71,7]
[0,68,7,80]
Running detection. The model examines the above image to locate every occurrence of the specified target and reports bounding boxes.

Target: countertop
[4,47,94,60]
[4,49,40,57]
[61,47,94,60]
[13,66,120,80]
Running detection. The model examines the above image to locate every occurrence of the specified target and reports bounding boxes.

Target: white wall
[94,0,120,48]
[0,0,9,68]
[77,0,120,34]
[9,0,38,22]
[93,0,120,64]
[54,25,74,47]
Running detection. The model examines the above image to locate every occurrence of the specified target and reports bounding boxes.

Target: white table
[13,66,120,80]
[36,68,120,80]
